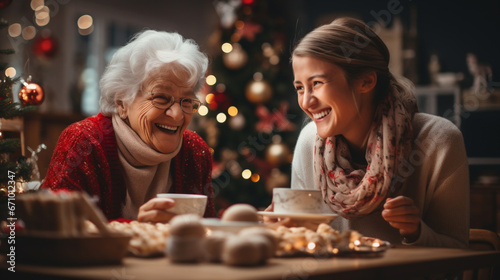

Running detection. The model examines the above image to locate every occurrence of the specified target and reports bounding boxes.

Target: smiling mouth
[312,109,331,120]
[155,123,179,133]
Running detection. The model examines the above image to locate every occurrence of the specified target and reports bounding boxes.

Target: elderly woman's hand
[138,197,177,223]
[382,196,421,243]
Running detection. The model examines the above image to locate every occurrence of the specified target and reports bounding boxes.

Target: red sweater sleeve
[40,116,113,212]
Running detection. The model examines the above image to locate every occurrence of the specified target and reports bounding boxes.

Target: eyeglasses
[149,92,201,114]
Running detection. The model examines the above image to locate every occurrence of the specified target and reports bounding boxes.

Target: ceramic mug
[273,188,329,214]
[156,193,208,217]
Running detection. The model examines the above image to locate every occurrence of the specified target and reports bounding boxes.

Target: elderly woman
[41,30,215,222]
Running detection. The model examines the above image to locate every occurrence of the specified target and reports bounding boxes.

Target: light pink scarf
[314,86,416,218]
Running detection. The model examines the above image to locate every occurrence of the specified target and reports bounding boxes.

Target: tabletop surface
[2,246,500,280]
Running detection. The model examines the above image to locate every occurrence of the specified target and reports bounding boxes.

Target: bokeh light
[227,106,238,117]
[216,112,227,123]
[206,75,216,86]
[30,0,44,11]
[5,67,16,78]
[8,23,21,37]
[198,105,209,116]
[251,173,260,182]
[242,169,252,179]
[221,43,233,53]
[22,26,36,40]
[77,15,93,30]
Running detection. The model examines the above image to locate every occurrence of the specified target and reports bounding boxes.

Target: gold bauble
[223,44,248,70]
[265,142,292,166]
[245,80,273,104]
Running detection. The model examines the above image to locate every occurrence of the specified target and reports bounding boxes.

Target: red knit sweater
[41,113,215,220]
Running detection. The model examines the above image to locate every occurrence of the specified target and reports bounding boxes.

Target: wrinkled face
[118,69,195,154]
[292,56,361,140]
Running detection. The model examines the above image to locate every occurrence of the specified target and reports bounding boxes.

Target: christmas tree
[0,20,36,193]
[193,0,302,214]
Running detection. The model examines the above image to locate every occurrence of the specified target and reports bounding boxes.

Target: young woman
[275,17,469,248]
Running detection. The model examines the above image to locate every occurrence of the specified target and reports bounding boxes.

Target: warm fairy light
[221,43,233,53]
[77,15,93,30]
[30,0,44,11]
[332,248,339,254]
[35,6,49,20]
[307,242,316,250]
[262,43,273,57]
[206,75,216,86]
[242,169,252,179]
[253,72,263,81]
[227,106,238,117]
[372,241,380,248]
[8,23,22,37]
[353,239,361,246]
[36,16,50,26]
[78,25,94,36]
[22,26,36,40]
[250,173,260,182]
[5,67,16,78]
[205,93,214,103]
[216,112,227,123]
[198,105,209,116]
[269,55,280,65]
[235,20,245,30]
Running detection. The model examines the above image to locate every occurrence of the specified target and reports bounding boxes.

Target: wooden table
[2,246,500,280]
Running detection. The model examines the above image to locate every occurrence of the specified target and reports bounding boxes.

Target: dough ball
[222,235,266,266]
[205,231,232,262]
[169,214,206,237]
[239,227,278,256]
[221,204,259,222]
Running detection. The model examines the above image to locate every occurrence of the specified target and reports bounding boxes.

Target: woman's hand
[381,196,421,242]
[137,197,177,223]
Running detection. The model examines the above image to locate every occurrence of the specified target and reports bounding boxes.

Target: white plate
[201,218,263,233]
[257,211,338,220]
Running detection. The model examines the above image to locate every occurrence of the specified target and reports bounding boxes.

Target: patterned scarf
[314,84,417,219]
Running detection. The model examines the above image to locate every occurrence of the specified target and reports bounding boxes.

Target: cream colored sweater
[291,113,470,248]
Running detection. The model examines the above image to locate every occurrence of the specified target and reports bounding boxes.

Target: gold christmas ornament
[265,142,292,166]
[222,43,248,70]
[245,79,273,104]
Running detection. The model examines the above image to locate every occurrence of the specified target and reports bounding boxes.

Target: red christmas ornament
[33,35,58,59]
[19,82,44,106]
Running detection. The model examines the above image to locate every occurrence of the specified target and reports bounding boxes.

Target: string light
[205,93,214,104]
[206,75,216,86]
[5,67,16,78]
[8,23,22,37]
[242,169,252,179]
[22,26,36,40]
[227,106,238,117]
[216,112,227,123]
[221,43,233,53]
[198,105,209,116]
[250,173,260,182]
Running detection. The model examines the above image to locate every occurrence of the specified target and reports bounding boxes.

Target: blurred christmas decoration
[255,102,296,133]
[203,0,301,211]
[32,34,58,59]
[19,76,45,106]
[245,77,273,104]
[214,0,242,29]
[223,43,248,70]
[1,21,39,198]
[265,140,292,166]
